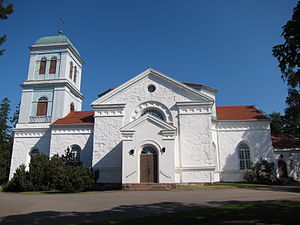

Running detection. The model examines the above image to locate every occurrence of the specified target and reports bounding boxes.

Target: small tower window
[36,97,48,116]
[49,57,57,74]
[69,62,73,79]
[74,66,77,83]
[39,58,47,74]
[70,102,75,112]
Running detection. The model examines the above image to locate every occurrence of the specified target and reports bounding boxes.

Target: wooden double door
[140,153,158,183]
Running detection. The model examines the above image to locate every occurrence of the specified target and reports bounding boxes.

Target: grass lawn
[176,182,270,190]
[67,199,300,225]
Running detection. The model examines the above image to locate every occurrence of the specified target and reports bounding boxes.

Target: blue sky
[0,0,297,115]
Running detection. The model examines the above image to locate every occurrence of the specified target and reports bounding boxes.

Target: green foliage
[0,98,13,184]
[243,159,274,184]
[284,89,300,137]
[57,164,95,192]
[4,153,96,193]
[0,0,13,55]
[3,164,33,192]
[269,112,285,135]
[272,1,300,138]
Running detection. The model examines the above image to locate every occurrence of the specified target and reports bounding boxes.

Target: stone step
[122,183,175,191]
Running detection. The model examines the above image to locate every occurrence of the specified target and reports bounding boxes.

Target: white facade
[10,35,276,184]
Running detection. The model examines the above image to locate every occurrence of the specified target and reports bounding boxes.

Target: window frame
[39,57,47,74]
[36,96,48,116]
[49,57,57,74]
[238,143,251,170]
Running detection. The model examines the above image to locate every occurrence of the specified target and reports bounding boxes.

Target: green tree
[0,0,13,55]
[272,1,300,137]
[0,98,12,183]
[269,112,285,136]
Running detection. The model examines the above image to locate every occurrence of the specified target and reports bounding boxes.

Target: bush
[4,153,96,193]
[58,164,95,192]
[3,164,33,192]
[243,159,274,184]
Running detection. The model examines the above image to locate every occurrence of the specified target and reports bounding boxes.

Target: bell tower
[18,35,84,124]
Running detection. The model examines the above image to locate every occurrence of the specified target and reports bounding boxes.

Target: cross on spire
[59,17,64,35]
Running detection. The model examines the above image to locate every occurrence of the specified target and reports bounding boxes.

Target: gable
[91,69,214,106]
[121,114,176,132]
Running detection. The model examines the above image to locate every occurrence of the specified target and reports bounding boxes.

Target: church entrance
[140,146,158,183]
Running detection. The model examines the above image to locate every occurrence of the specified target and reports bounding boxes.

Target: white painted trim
[91,68,214,106]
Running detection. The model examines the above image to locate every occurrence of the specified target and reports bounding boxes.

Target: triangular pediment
[91,69,214,106]
[120,114,176,132]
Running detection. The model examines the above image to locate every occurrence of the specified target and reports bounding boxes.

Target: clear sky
[0,0,298,115]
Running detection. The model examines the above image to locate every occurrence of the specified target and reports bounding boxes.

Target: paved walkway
[0,186,300,225]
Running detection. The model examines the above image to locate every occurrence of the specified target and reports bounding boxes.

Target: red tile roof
[216,106,268,120]
[52,106,268,125]
[52,111,94,125]
[272,135,300,149]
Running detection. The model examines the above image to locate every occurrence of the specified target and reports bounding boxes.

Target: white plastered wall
[9,126,51,179]
[215,120,274,182]
[49,125,93,168]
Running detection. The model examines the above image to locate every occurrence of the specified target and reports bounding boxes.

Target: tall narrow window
[69,62,73,79]
[36,97,48,116]
[70,102,75,112]
[239,143,250,170]
[49,57,57,74]
[74,66,77,83]
[39,58,47,74]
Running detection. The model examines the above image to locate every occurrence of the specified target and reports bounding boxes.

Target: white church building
[9,35,276,185]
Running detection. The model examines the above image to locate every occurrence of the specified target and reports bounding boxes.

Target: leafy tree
[269,112,285,135]
[243,159,275,184]
[273,1,300,137]
[0,0,13,55]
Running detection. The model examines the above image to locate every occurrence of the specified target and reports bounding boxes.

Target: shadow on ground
[0,202,202,225]
[239,185,300,193]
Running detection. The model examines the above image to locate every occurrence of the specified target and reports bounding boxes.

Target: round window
[147,84,156,93]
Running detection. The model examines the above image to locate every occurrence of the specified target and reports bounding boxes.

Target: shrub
[243,159,274,184]
[58,164,95,192]
[3,164,33,192]
[4,152,96,193]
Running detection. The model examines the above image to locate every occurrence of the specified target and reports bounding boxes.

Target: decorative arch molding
[130,101,172,123]
[135,140,162,155]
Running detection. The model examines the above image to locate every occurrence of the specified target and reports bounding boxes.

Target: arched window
[70,102,75,112]
[141,145,157,155]
[30,148,40,157]
[73,66,77,83]
[238,143,250,170]
[141,108,165,121]
[36,97,48,116]
[39,57,47,74]
[49,57,57,74]
[70,145,81,163]
[69,62,73,79]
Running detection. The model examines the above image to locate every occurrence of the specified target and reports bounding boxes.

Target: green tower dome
[34,35,80,56]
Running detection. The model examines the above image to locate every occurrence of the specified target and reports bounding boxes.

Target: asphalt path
[0,185,300,225]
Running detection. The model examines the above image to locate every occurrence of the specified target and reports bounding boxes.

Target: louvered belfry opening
[36,97,48,116]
